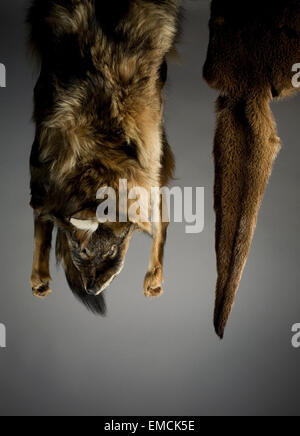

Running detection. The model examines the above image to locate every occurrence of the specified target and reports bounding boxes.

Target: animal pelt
[28,0,180,310]
[204,0,300,338]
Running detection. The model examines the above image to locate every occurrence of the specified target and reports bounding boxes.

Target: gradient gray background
[0,0,299,416]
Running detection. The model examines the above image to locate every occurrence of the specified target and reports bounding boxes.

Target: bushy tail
[213,93,280,338]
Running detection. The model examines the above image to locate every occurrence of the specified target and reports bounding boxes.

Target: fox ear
[70,218,99,232]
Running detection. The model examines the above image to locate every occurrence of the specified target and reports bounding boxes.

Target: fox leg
[142,192,169,298]
[143,220,168,298]
[31,214,54,298]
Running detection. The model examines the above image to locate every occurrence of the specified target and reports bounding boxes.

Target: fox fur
[204,0,300,338]
[28,0,180,311]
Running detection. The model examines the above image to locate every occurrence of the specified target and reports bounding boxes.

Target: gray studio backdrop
[0,0,299,416]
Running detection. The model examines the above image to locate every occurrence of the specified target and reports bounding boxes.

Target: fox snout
[86,283,101,296]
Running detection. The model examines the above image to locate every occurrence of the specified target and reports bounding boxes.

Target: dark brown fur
[28,0,180,311]
[204,0,300,337]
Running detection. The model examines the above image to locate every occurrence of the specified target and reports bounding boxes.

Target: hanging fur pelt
[27,0,180,312]
[204,0,300,338]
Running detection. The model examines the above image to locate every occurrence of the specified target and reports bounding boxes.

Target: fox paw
[144,266,164,298]
[31,278,52,299]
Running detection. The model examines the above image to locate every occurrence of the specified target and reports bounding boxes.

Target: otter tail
[213,92,280,338]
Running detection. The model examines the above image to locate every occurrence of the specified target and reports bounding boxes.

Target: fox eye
[108,245,118,259]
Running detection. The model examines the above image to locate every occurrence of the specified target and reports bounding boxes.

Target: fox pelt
[27,0,180,311]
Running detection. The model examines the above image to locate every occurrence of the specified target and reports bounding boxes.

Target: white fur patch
[96,262,125,295]
[70,218,99,232]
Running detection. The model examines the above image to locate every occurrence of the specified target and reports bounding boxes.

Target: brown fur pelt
[204,0,300,338]
[28,0,180,312]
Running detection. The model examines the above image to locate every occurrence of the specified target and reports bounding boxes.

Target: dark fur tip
[215,325,225,340]
[214,311,226,339]
[74,290,107,316]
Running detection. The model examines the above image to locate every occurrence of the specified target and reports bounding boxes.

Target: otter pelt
[204,0,300,338]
